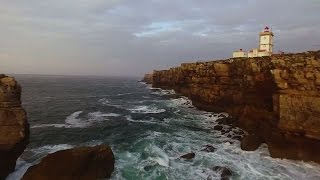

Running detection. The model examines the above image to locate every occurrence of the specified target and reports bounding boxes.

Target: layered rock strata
[0,75,29,179]
[22,145,115,180]
[150,51,320,162]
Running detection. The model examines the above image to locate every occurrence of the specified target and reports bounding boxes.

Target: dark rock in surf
[201,145,216,152]
[216,117,234,125]
[212,166,233,180]
[22,145,114,180]
[144,165,156,172]
[232,135,243,141]
[241,134,264,151]
[180,152,195,160]
[214,125,224,131]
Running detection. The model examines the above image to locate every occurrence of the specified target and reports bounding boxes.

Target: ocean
[6,75,320,180]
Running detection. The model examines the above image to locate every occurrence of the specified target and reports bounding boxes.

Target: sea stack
[148,50,320,163]
[0,75,29,179]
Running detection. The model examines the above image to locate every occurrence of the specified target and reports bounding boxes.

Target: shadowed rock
[213,125,223,131]
[22,145,115,180]
[201,145,216,152]
[180,152,195,160]
[212,166,233,180]
[0,75,29,179]
[241,134,264,151]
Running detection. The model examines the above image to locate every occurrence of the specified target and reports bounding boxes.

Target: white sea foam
[129,105,166,114]
[125,115,157,124]
[169,97,194,108]
[6,159,32,180]
[65,111,84,127]
[30,144,74,154]
[149,146,170,167]
[31,123,69,128]
[116,92,133,96]
[32,111,86,128]
[147,87,161,90]
[88,111,121,118]
[31,111,119,129]
[98,98,111,105]
[139,82,147,85]
[151,89,176,96]
[98,98,122,108]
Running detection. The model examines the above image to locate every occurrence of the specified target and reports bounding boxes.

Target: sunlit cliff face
[1,0,320,76]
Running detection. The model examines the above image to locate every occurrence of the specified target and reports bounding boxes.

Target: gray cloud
[1,0,319,76]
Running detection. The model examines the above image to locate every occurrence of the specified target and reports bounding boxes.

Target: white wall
[233,51,247,58]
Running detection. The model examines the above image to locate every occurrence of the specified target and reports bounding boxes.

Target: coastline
[145,50,320,163]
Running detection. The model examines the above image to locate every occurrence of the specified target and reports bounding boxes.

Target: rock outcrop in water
[0,75,29,179]
[22,145,115,180]
[148,50,320,163]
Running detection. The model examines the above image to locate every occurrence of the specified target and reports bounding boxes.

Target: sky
[1,0,320,76]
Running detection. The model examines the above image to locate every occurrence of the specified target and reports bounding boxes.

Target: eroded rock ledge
[148,51,320,163]
[22,145,115,180]
[0,75,29,179]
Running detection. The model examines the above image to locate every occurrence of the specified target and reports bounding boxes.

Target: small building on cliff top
[233,26,274,58]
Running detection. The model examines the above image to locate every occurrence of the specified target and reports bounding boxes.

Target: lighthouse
[232,26,274,58]
[258,26,274,56]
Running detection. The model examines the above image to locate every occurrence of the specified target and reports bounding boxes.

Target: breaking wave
[129,105,166,114]
[31,111,120,129]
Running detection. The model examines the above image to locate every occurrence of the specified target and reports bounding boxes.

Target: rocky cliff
[0,75,29,179]
[142,73,153,84]
[150,50,320,163]
[23,145,115,180]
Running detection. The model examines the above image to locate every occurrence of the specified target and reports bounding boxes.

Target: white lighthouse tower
[258,26,274,56]
[232,26,274,58]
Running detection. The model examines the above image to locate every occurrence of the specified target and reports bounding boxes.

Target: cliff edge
[0,75,29,179]
[149,50,320,163]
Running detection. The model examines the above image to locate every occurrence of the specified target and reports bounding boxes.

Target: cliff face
[0,75,29,179]
[151,51,320,162]
[142,73,153,84]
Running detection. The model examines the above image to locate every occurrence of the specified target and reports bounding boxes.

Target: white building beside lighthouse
[233,26,274,58]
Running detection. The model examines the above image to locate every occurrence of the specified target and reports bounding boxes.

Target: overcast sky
[1,0,319,76]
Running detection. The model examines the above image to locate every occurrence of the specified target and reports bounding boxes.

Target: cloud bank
[1,0,319,76]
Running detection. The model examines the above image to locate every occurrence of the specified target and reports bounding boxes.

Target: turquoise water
[6,75,320,180]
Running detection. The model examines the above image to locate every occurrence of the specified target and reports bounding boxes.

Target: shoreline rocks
[22,145,115,180]
[201,145,216,153]
[0,75,29,179]
[180,152,195,160]
[212,166,233,180]
[148,50,320,163]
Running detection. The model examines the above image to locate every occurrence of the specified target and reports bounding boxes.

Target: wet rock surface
[201,145,216,152]
[241,134,264,151]
[213,125,223,131]
[150,50,320,163]
[22,145,115,180]
[180,152,195,159]
[212,166,233,180]
[0,75,29,179]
